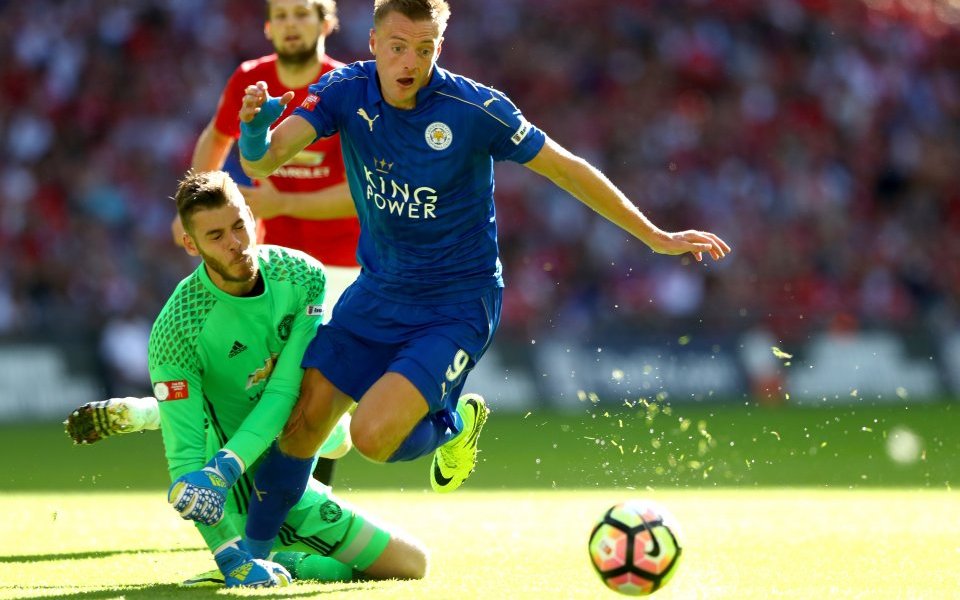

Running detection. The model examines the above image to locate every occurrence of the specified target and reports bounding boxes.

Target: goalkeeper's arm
[64,396,160,444]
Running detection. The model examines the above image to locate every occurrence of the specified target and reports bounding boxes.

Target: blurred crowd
[1,0,959,390]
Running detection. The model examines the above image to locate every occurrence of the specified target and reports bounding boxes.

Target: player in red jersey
[183,0,360,486]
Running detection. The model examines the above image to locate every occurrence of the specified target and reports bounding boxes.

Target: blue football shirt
[293,60,546,304]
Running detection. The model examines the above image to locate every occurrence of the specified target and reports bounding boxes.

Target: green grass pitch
[1,490,957,599]
[1,403,958,598]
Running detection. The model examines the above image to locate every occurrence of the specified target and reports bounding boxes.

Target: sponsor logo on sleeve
[511,118,531,145]
[154,380,189,401]
[301,94,319,110]
[306,305,325,317]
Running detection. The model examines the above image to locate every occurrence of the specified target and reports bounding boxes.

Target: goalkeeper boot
[64,397,159,444]
[180,569,225,588]
[180,552,353,587]
[214,540,291,588]
[179,553,313,587]
[430,394,489,493]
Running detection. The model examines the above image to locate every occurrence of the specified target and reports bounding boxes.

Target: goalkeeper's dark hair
[174,170,241,233]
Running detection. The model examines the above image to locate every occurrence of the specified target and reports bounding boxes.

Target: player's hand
[168,450,244,526]
[239,81,294,126]
[651,230,731,262]
[214,540,291,588]
[65,399,134,444]
[239,179,284,219]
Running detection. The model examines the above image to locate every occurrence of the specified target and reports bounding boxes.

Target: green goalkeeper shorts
[276,480,391,571]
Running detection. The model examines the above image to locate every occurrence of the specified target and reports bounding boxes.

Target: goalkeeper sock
[128,396,160,430]
[246,442,313,557]
[271,552,354,582]
[387,409,462,463]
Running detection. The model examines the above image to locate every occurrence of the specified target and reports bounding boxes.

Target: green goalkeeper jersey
[148,244,325,550]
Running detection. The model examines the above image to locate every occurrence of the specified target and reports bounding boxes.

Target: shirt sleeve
[152,363,245,553]
[222,269,326,466]
[212,66,246,139]
[151,365,207,482]
[484,88,546,164]
[292,69,350,140]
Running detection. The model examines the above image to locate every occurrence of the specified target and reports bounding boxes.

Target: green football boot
[430,394,489,493]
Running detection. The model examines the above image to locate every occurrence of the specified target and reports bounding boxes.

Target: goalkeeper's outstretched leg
[181,478,428,587]
[64,397,160,444]
[64,397,353,463]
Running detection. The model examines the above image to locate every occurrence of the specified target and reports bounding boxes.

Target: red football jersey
[214,54,359,266]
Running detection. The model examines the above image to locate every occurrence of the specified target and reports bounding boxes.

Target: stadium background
[0,0,958,492]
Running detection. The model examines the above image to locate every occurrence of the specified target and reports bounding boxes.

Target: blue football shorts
[301,283,502,414]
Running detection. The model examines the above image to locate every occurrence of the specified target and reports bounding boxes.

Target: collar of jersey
[366,61,450,110]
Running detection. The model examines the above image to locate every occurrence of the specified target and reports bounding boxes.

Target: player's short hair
[373,0,449,34]
[174,170,242,232]
[266,0,339,32]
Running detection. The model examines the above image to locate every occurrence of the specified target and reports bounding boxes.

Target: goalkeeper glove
[168,449,244,525]
[214,539,291,588]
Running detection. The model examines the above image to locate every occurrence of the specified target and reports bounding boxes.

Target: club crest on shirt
[425,122,453,150]
[277,314,294,341]
[319,500,343,523]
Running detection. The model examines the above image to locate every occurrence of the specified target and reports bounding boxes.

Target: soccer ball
[588,500,683,596]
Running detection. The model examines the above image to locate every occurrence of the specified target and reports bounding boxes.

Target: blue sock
[387,409,463,463]
[245,442,314,557]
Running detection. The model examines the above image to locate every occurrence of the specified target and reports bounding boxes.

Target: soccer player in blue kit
[230,0,730,558]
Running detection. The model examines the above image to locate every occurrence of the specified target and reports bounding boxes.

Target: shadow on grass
[0,546,204,563]
[1,581,376,599]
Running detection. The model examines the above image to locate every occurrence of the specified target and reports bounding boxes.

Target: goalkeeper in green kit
[67,170,426,588]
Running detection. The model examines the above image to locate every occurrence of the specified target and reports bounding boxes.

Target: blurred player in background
[235,0,730,560]
[68,171,426,588]
[175,0,363,485]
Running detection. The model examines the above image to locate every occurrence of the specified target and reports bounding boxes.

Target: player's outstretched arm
[238,82,316,179]
[524,137,731,262]
[64,397,160,444]
[239,180,357,220]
